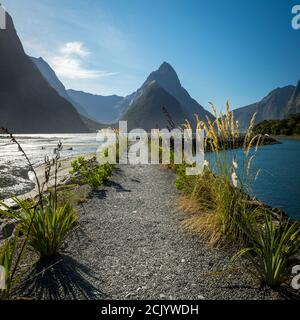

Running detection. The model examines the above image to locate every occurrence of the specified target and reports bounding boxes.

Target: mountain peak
[158,61,176,72]
[144,62,181,91]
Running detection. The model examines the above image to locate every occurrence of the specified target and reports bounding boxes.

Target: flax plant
[0,129,79,298]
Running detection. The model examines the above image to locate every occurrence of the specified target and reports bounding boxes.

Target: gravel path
[21,164,278,300]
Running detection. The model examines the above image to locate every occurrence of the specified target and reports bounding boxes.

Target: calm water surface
[206,139,300,220]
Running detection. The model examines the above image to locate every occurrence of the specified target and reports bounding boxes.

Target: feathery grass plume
[183,119,192,130]
[230,108,236,147]
[243,112,257,151]
[176,102,267,247]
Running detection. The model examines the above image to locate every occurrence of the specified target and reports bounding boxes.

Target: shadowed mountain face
[30,57,89,118]
[117,62,213,125]
[141,62,213,123]
[233,85,296,132]
[121,82,187,131]
[286,81,300,115]
[67,90,124,124]
[0,14,88,133]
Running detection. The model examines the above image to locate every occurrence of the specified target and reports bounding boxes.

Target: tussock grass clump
[177,101,265,247]
[171,101,300,288]
[181,170,262,247]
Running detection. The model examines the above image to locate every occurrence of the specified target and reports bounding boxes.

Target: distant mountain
[67,90,124,124]
[118,62,213,125]
[121,82,187,131]
[233,85,296,132]
[30,56,89,117]
[286,81,300,115]
[0,13,88,133]
[80,114,113,132]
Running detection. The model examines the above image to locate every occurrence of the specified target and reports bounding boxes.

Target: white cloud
[48,42,118,80]
[60,42,90,58]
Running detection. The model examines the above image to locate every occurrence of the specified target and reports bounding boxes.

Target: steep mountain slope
[0,13,88,133]
[80,114,113,132]
[67,89,124,124]
[286,81,300,115]
[30,56,89,117]
[121,82,187,131]
[117,62,214,124]
[233,85,296,131]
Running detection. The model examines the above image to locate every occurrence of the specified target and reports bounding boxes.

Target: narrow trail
[22,164,277,300]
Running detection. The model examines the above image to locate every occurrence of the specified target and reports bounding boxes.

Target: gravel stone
[20,164,278,300]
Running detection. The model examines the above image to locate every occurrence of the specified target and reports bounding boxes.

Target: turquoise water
[206,139,300,220]
[251,140,300,220]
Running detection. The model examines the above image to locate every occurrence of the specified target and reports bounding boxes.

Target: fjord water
[0,134,98,200]
[206,139,300,220]
[251,139,300,220]
[0,135,299,220]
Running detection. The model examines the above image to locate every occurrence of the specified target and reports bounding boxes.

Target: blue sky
[3,0,300,111]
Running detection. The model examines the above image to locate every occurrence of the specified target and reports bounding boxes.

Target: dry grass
[177,101,266,247]
[177,195,202,216]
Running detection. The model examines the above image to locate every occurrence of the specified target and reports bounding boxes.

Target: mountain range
[31,57,214,130]
[0,13,88,133]
[1,12,299,133]
[233,82,300,131]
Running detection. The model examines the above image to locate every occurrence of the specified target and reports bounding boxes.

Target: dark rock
[0,219,16,241]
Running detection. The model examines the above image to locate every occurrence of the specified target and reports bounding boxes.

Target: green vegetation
[0,129,119,299]
[175,102,265,247]
[233,216,300,288]
[0,130,84,299]
[0,234,19,300]
[1,197,78,259]
[253,113,300,136]
[167,103,300,289]
[70,155,113,189]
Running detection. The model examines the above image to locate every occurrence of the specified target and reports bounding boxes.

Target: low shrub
[70,156,113,189]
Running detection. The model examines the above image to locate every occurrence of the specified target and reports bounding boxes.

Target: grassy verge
[0,129,119,299]
[165,102,300,291]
